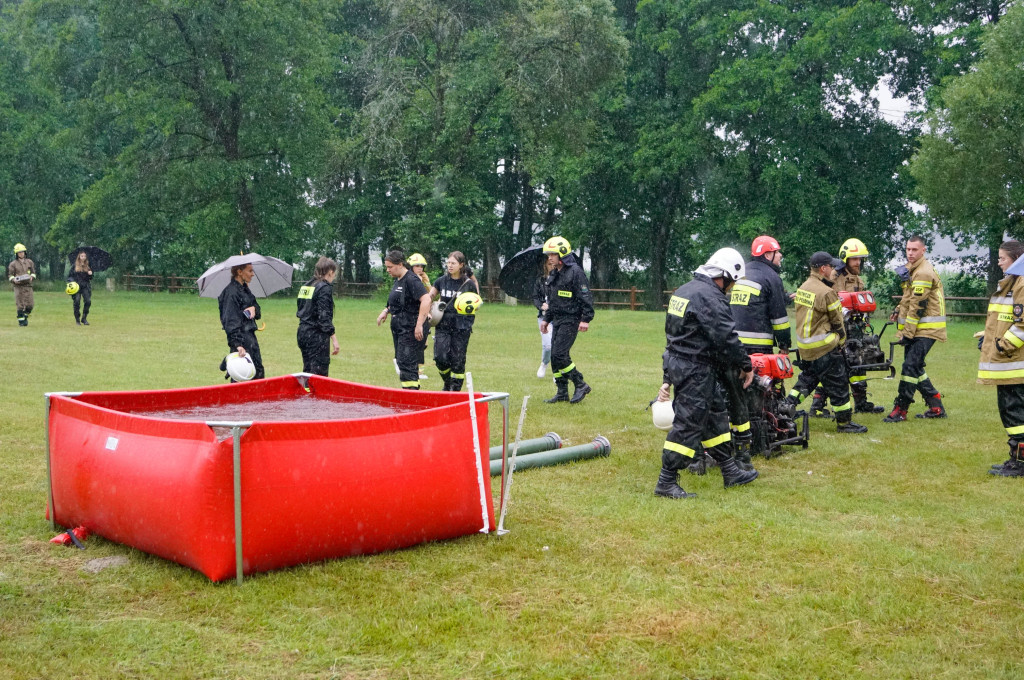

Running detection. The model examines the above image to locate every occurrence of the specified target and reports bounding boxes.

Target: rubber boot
[685,452,708,476]
[734,436,754,472]
[654,466,696,499]
[715,454,759,488]
[545,378,569,403]
[915,393,947,419]
[449,377,464,392]
[439,371,452,391]
[835,410,868,434]
[568,369,591,404]
[809,390,831,418]
[883,404,908,423]
[852,382,884,414]
[74,310,81,326]
[990,444,1024,477]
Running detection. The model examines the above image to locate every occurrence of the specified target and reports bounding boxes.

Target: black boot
[568,370,591,404]
[734,437,754,472]
[718,456,759,488]
[989,444,1024,477]
[836,411,868,434]
[449,377,464,392]
[852,382,884,414]
[809,391,831,418]
[654,467,696,499]
[545,379,569,403]
[915,393,946,419]
[685,453,708,476]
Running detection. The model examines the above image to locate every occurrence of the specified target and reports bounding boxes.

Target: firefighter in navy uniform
[980,241,1024,477]
[726,234,790,469]
[654,248,760,499]
[540,236,595,404]
[296,256,340,376]
[377,250,431,389]
[429,251,480,392]
[809,238,885,416]
[218,263,265,381]
[785,252,868,434]
[883,234,947,422]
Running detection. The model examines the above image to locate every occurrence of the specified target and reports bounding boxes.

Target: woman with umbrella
[67,251,93,325]
[219,263,264,381]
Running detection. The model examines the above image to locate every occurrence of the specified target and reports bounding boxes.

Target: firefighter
[809,237,885,415]
[296,256,340,376]
[785,252,868,434]
[654,247,759,499]
[218,263,265,381]
[726,234,790,468]
[429,251,480,391]
[408,253,431,380]
[883,234,947,422]
[377,250,431,389]
[540,236,595,404]
[7,243,35,326]
[731,235,791,354]
[980,241,1024,477]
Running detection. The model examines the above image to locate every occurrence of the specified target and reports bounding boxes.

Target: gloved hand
[996,338,1011,356]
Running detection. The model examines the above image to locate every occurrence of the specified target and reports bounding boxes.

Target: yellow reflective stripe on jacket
[911,280,933,289]
[701,432,731,449]
[664,440,696,458]
[917,315,946,329]
[771,316,790,330]
[827,299,842,312]
[1006,424,1024,436]
[1002,327,1024,348]
[737,330,773,345]
[732,421,751,433]
[796,331,837,350]
[668,295,689,318]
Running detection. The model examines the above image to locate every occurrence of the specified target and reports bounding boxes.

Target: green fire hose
[489,436,610,476]
[488,432,561,461]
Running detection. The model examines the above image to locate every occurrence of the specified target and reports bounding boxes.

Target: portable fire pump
[837,290,896,380]
[747,352,809,456]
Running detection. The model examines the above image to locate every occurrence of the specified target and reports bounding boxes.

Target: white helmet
[225,352,257,382]
[652,400,674,431]
[699,247,746,282]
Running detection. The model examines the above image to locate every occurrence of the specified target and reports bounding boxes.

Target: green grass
[1,290,1022,679]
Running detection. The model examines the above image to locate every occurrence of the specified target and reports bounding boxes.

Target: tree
[49,0,338,274]
[909,2,1024,290]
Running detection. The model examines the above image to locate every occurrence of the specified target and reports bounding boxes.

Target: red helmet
[751,235,781,257]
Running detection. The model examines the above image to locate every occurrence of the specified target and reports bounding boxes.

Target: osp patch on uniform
[794,289,815,308]
[558,290,572,298]
[1014,304,1023,321]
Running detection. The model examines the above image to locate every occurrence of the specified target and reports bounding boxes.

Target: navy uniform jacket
[296,278,335,335]
[542,255,594,324]
[665,274,752,382]
[730,258,791,351]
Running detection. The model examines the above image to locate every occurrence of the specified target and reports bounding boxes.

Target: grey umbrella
[196,253,294,298]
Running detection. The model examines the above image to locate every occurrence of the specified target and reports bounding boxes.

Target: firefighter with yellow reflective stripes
[654,248,759,499]
[296,257,339,376]
[809,238,885,415]
[731,235,792,354]
[883,234,947,422]
[979,241,1024,477]
[784,252,868,434]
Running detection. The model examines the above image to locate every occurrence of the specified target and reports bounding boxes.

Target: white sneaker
[393,358,400,376]
[537,363,547,379]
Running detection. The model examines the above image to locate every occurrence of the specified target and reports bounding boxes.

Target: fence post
[629,287,637,311]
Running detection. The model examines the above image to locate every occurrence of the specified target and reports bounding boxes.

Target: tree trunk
[343,241,355,282]
[356,240,371,283]
[518,171,535,253]
[646,220,671,310]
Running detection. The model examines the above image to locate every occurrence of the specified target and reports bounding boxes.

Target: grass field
[1,289,1022,679]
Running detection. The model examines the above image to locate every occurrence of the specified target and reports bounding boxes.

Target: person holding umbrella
[377,250,431,389]
[540,236,594,404]
[296,257,340,376]
[67,250,93,325]
[218,263,264,381]
[7,243,35,326]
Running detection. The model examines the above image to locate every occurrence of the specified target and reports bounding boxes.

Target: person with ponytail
[428,251,480,391]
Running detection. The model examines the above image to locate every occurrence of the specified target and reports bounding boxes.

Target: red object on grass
[46,376,493,581]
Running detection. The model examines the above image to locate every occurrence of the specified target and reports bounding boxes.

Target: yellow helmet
[407,253,427,267]
[13,243,26,254]
[454,291,483,315]
[65,281,80,295]
[839,238,869,262]
[542,236,571,258]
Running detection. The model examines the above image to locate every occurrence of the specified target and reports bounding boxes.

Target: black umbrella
[498,245,546,299]
[68,246,113,273]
